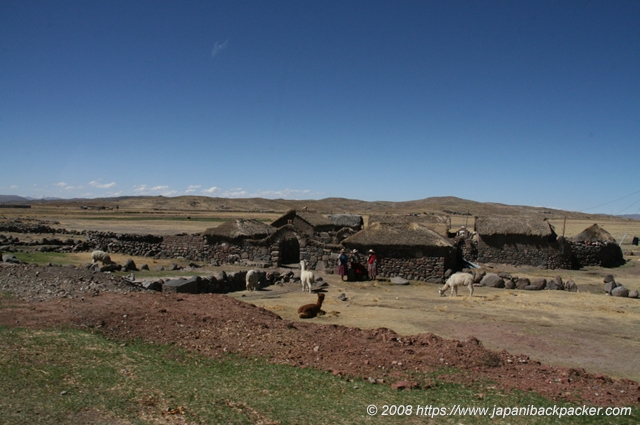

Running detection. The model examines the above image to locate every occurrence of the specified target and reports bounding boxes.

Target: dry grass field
[2,196,640,383]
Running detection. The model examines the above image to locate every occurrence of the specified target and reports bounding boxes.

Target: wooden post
[562,216,567,237]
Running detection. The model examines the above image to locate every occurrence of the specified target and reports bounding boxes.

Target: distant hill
[0,195,30,203]
[2,194,624,221]
[619,214,640,221]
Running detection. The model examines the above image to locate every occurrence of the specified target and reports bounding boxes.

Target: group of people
[337,248,378,282]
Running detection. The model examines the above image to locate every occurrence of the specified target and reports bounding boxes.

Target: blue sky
[1,1,638,215]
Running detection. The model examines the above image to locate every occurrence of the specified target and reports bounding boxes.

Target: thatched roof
[203,219,275,241]
[368,214,450,236]
[369,213,450,225]
[327,214,363,228]
[271,210,334,228]
[475,217,555,237]
[342,222,453,248]
[571,224,616,243]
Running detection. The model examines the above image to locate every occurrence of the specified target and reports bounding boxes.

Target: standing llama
[300,260,314,293]
[298,293,325,318]
[439,272,474,298]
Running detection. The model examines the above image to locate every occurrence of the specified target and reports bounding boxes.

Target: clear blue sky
[1,1,638,214]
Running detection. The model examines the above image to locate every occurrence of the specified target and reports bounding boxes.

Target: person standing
[337,249,349,281]
[367,249,379,280]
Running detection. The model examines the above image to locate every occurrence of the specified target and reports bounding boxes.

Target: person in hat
[350,249,366,281]
[337,249,349,281]
[367,249,379,280]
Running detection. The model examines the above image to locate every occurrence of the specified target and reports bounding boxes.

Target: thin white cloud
[133,184,176,196]
[55,182,68,187]
[211,39,229,58]
[252,189,313,199]
[202,186,219,194]
[185,185,201,193]
[10,185,18,189]
[89,180,116,189]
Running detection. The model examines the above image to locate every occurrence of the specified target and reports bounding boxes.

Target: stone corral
[569,241,625,268]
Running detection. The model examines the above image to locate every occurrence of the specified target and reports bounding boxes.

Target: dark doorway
[281,237,300,264]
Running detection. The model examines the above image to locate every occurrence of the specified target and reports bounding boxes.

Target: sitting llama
[300,260,314,293]
[298,293,325,318]
[91,250,113,265]
[245,270,260,291]
[439,272,474,298]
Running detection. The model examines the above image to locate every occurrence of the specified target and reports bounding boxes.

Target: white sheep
[439,272,474,298]
[246,270,260,291]
[91,250,113,265]
[300,260,314,293]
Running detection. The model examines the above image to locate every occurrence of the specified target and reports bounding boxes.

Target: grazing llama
[298,293,325,318]
[91,250,113,265]
[245,270,260,291]
[439,272,474,298]
[300,260,314,293]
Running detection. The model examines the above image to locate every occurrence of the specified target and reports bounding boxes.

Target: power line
[614,197,640,215]
[580,189,640,212]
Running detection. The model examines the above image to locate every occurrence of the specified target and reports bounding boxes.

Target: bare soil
[1,262,638,407]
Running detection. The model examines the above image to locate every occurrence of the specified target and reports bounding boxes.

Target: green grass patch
[12,251,74,266]
[0,327,636,424]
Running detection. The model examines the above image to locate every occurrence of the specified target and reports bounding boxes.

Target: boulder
[628,289,638,299]
[546,280,558,290]
[142,279,163,291]
[140,264,149,270]
[516,277,531,290]
[553,276,565,290]
[471,269,486,283]
[162,277,198,294]
[504,279,516,290]
[391,276,410,285]
[524,285,543,291]
[100,263,121,272]
[565,279,578,292]
[604,281,618,295]
[480,273,504,288]
[611,286,629,298]
[531,278,546,290]
[603,274,615,284]
[2,254,19,264]
[123,259,138,272]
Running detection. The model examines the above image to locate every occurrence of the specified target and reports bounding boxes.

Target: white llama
[300,260,314,293]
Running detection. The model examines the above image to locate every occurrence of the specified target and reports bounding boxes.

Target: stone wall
[569,241,624,268]
[377,256,448,283]
[477,235,572,269]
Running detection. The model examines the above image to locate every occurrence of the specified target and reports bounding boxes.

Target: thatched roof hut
[571,224,616,243]
[203,219,275,243]
[474,217,556,238]
[327,214,363,229]
[368,214,450,237]
[342,222,453,253]
[271,210,335,234]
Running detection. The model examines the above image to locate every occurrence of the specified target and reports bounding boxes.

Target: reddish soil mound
[0,263,638,406]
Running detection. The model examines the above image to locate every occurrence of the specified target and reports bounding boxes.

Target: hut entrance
[281,236,300,265]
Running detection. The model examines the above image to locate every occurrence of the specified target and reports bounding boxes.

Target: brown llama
[297,293,325,319]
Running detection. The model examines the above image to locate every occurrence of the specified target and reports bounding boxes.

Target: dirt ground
[0,261,639,407]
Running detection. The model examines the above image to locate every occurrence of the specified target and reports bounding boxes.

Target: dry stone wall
[569,241,624,268]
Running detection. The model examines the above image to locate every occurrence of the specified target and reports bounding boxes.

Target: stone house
[368,213,451,237]
[569,224,624,268]
[341,222,457,282]
[271,210,336,236]
[327,214,363,230]
[474,217,572,269]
